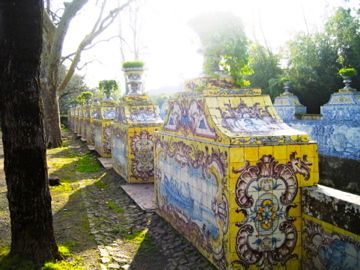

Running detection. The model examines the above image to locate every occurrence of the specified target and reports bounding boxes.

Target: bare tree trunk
[40,0,133,148]
[43,87,62,148]
[0,0,60,265]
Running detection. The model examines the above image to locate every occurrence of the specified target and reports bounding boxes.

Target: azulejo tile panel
[154,77,319,270]
[155,137,229,269]
[274,89,360,160]
[111,94,163,183]
[230,153,312,269]
[302,217,360,270]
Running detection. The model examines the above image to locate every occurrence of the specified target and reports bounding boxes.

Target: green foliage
[339,67,357,77]
[190,12,252,86]
[58,245,72,258]
[122,60,144,69]
[325,7,360,67]
[283,7,360,112]
[98,80,119,99]
[76,154,101,173]
[286,32,341,113]
[246,43,283,97]
[74,91,93,105]
[59,66,88,114]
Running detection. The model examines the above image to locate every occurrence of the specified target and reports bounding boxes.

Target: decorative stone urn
[111,62,163,183]
[122,62,145,96]
[321,80,360,121]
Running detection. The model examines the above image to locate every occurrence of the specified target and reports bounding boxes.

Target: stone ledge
[302,185,360,234]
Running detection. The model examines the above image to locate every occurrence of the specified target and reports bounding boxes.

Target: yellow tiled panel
[300,143,317,158]
[228,209,246,224]
[228,174,240,194]
[258,145,274,158]
[288,203,302,217]
[286,144,301,158]
[229,147,245,163]
[244,146,259,161]
[284,257,301,270]
[293,216,303,233]
[273,145,287,160]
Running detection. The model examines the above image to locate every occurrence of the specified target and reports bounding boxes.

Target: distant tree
[283,7,360,113]
[189,12,252,86]
[74,91,94,105]
[246,43,283,98]
[150,94,169,108]
[324,7,360,88]
[58,66,88,115]
[0,0,60,266]
[286,33,341,113]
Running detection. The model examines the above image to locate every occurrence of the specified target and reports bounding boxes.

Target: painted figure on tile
[232,153,312,269]
[164,99,217,139]
[130,130,154,181]
[303,219,360,270]
[156,140,228,269]
[129,106,159,122]
[219,101,286,135]
[103,126,111,154]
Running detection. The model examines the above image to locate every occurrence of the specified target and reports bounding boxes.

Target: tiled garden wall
[302,185,360,270]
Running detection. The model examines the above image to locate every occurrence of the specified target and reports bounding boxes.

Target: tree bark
[0,0,60,265]
[43,87,63,148]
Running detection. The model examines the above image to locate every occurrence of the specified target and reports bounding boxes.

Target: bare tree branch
[47,0,89,90]
[84,35,125,51]
[77,59,102,70]
[57,0,135,93]
[60,35,123,64]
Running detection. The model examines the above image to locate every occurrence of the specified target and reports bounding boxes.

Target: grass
[76,154,101,173]
[58,245,72,258]
[0,246,38,270]
[51,183,76,192]
[94,179,108,189]
[125,229,156,252]
[0,246,85,270]
[107,199,124,213]
[43,244,85,270]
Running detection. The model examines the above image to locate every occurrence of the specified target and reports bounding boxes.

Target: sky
[62,0,350,95]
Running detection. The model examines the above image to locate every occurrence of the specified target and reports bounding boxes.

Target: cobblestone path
[0,133,215,269]
[80,168,215,270]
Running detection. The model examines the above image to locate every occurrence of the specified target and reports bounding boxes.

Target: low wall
[302,185,360,270]
[288,119,360,160]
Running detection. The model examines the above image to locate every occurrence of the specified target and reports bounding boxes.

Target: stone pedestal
[274,88,306,121]
[93,100,116,157]
[111,95,163,183]
[154,77,319,270]
[321,89,360,121]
